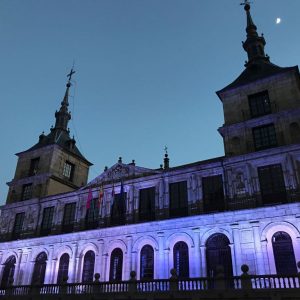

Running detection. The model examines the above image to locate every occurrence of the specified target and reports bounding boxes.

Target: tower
[217,3,300,157]
[6,70,92,204]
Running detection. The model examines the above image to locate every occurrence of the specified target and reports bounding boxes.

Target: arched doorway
[140,245,154,279]
[109,248,123,281]
[31,252,47,285]
[82,250,95,283]
[57,253,70,284]
[0,256,16,288]
[272,231,297,275]
[173,241,189,278]
[206,234,233,278]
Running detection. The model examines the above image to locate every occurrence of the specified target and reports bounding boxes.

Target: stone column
[125,236,133,280]
[102,253,108,281]
[157,232,165,279]
[51,259,58,283]
[192,228,201,277]
[14,249,23,285]
[200,245,207,277]
[131,251,137,275]
[231,225,242,275]
[252,225,265,275]
[261,240,270,274]
[229,244,236,276]
[70,242,78,283]
[94,240,104,278]
[164,249,170,279]
[44,245,54,284]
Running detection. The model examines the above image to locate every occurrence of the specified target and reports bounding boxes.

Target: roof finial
[67,68,76,84]
[163,146,169,170]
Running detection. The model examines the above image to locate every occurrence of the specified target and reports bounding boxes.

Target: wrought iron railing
[0,274,299,297]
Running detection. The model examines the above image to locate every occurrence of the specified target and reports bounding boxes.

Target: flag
[86,187,92,209]
[98,184,104,209]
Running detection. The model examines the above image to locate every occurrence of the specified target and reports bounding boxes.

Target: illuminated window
[139,187,155,221]
[82,251,95,283]
[29,157,40,176]
[12,212,25,239]
[140,245,154,279]
[31,252,47,285]
[173,242,189,278]
[248,91,271,118]
[253,124,277,151]
[109,248,123,281]
[258,164,286,205]
[21,183,33,201]
[40,206,54,236]
[272,231,297,275]
[62,161,75,181]
[169,181,188,217]
[202,175,224,212]
[62,203,76,233]
[57,253,69,284]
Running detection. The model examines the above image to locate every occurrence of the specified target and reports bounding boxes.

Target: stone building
[0,3,299,288]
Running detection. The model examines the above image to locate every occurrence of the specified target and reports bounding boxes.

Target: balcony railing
[0,274,299,297]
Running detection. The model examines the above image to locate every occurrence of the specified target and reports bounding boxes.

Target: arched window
[0,256,16,288]
[206,234,233,278]
[57,253,70,284]
[140,245,154,279]
[173,242,189,278]
[272,231,297,275]
[109,248,123,281]
[82,250,95,283]
[31,252,47,285]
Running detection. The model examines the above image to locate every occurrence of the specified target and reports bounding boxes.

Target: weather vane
[164,146,168,155]
[67,68,76,82]
[240,0,252,6]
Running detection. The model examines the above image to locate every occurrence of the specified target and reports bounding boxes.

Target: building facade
[0,3,299,288]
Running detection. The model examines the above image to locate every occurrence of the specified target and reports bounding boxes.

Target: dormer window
[248,91,271,118]
[63,161,75,181]
[29,157,40,176]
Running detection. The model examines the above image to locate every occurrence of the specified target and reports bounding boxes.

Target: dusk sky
[0,0,300,204]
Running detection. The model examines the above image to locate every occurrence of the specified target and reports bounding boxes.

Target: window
[40,206,54,236]
[139,187,155,222]
[12,212,25,239]
[62,203,76,233]
[169,181,188,217]
[109,248,123,281]
[62,161,75,181]
[173,242,189,278]
[31,252,47,285]
[0,256,16,288]
[29,157,40,176]
[82,251,95,283]
[140,245,154,279]
[57,253,70,284]
[248,91,271,118]
[111,192,126,226]
[253,124,277,151]
[206,234,233,280]
[272,231,297,275]
[22,183,33,201]
[258,164,286,205]
[85,198,99,229]
[202,175,224,212]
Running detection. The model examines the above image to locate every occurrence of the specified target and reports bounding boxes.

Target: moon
[276,18,281,24]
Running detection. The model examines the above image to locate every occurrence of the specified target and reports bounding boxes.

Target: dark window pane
[29,157,40,176]
[62,203,76,233]
[169,181,188,217]
[82,251,95,283]
[85,198,99,229]
[248,91,271,118]
[63,161,75,181]
[272,231,297,275]
[139,187,155,221]
[173,242,189,278]
[202,175,224,212]
[109,248,123,281]
[258,164,286,205]
[0,256,16,288]
[253,124,277,151]
[12,212,25,239]
[22,184,33,201]
[57,253,70,284]
[111,192,127,226]
[140,245,154,279]
[31,252,47,285]
[40,206,54,236]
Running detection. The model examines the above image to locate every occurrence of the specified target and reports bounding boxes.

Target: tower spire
[54,69,75,131]
[241,1,269,67]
